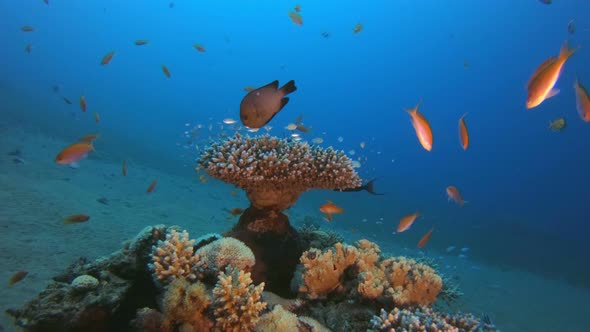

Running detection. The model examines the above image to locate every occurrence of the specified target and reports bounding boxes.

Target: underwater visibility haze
[1,1,590,331]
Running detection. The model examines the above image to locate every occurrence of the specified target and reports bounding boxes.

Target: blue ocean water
[1,0,590,329]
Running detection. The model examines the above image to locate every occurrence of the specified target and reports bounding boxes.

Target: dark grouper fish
[240,80,297,128]
[334,178,384,195]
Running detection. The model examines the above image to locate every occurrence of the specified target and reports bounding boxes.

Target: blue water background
[1,0,590,285]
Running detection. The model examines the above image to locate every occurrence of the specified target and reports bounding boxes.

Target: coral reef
[212,266,267,332]
[255,305,331,332]
[294,240,442,307]
[198,133,361,211]
[195,237,255,279]
[149,229,200,283]
[160,278,213,332]
[368,307,500,332]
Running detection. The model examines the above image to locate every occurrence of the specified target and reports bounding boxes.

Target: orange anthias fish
[526,40,577,109]
[417,228,434,248]
[458,113,469,150]
[397,212,420,233]
[405,100,433,151]
[80,95,87,112]
[320,201,343,221]
[101,51,115,65]
[353,23,363,34]
[79,134,99,144]
[147,179,158,193]
[63,214,90,224]
[288,11,303,26]
[162,64,171,78]
[55,142,94,165]
[135,39,149,46]
[122,160,127,176]
[446,185,466,206]
[8,271,28,286]
[574,78,590,122]
[194,44,206,52]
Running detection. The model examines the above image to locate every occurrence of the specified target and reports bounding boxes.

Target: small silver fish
[460,247,470,253]
[446,246,456,253]
[239,80,297,128]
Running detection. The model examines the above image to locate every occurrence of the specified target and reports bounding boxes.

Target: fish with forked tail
[240,80,297,128]
[334,178,384,195]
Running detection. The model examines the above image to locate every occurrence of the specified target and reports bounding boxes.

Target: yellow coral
[150,230,200,283]
[299,243,359,299]
[161,278,213,332]
[195,237,255,277]
[380,257,442,306]
[212,266,266,332]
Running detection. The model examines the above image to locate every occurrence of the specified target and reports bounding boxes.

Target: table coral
[198,134,361,211]
[149,229,201,284]
[212,266,267,332]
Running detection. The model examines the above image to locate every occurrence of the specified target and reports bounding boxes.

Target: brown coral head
[246,187,301,211]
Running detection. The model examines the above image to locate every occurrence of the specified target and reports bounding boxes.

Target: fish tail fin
[405,99,422,114]
[363,178,384,195]
[559,40,578,61]
[460,112,468,120]
[280,80,297,95]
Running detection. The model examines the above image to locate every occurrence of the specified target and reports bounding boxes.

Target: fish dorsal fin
[263,80,279,90]
[526,57,556,88]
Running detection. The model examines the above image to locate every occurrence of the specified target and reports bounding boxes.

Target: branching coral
[212,266,267,332]
[149,230,201,283]
[368,307,500,332]
[198,134,361,210]
[297,243,359,299]
[195,237,255,278]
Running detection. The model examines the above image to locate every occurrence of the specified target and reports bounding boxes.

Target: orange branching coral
[212,266,266,332]
[195,237,255,278]
[198,134,361,210]
[356,239,386,299]
[150,230,200,283]
[380,256,442,306]
[160,278,213,332]
[298,243,359,299]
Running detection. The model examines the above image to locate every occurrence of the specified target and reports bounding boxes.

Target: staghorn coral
[149,229,201,284]
[380,256,442,306]
[160,278,213,332]
[198,134,361,211]
[368,307,500,332]
[195,237,255,279]
[212,266,266,332]
[297,243,359,299]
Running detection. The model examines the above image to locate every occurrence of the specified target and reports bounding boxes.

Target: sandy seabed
[0,126,588,332]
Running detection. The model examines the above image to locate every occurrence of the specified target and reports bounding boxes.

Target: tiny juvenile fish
[353,23,362,34]
[288,11,303,26]
[80,95,87,112]
[101,51,115,65]
[25,43,32,54]
[122,160,127,176]
[320,201,343,222]
[147,179,158,193]
[94,112,100,123]
[63,214,90,224]
[193,44,206,52]
[574,78,590,122]
[548,118,566,132]
[21,26,34,32]
[135,39,149,46]
[405,100,433,151]
[8,271,28,286]
[161,64,171,78]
